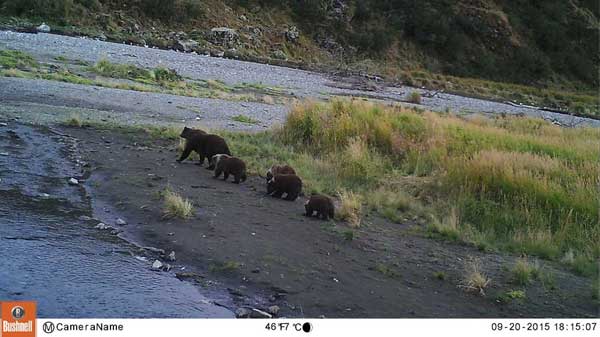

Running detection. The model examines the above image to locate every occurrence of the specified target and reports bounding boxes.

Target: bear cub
[177,127,231,168]
[304,195,335,220]
[212,154,247,184]
[267,174,302,201]
[265,164,296,181]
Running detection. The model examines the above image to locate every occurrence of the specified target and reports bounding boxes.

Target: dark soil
[63,125,599,318]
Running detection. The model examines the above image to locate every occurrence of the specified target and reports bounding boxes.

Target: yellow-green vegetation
[337,190,363,228]
[592,279,599,301]
[65,114,83,127]
[0,49,39,69]
[162,189,193,219]
[407,91,422,104]
[275,99,599,273]
[231,114,260,125]
[374,263,400,279]
[366,186,419,223]
[433,271,447,280]
[342,230,354,241]
[497,290,526,303]
[209,260,240,273]
[463,260,491,295]
[510,257,540,286]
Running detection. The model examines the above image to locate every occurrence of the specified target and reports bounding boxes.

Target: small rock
[0,122,7,127]
[250,308,272,319]
[167,251,176,262]
[235,308,251,318]
[68,178,79,185]
[79,215,93,221]
[94,223,110,230]
[115,218,127,226]
[151,260,163,271]
[38,193,51,198]
[36,23,51,33]
[251,268,260,274]
[284,26,300,43]
[267,305,280,316]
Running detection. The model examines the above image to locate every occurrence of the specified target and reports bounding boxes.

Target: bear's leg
[196,154,206,166]
[177,144,193,162]
[223,172,230,181]
[285,192,298,201]
[304,206,312,217]
[214,167,223,179]
[272,190,284,198]
[233,174,241,184]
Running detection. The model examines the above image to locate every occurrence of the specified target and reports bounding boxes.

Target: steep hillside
[0,0,598,91]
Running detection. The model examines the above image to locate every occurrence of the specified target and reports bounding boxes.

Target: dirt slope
[63,125,598,318]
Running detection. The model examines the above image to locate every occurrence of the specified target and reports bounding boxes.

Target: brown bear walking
[177,127,231,168]
[212,154,247,184]
[265,164,296,181]
[267,174,302,201]
[305,194,335,220]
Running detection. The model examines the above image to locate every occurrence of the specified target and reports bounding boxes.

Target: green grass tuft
[0,49,39,69]
[231,114,260,125]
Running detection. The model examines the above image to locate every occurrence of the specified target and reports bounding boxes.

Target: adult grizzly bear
[265,164,296,181]
[267,174,302,201]
[304,194,335,220]
[212,154,247,184]
[177,127,231,168]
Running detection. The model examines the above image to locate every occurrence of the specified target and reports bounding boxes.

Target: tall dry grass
[278,99,600,271]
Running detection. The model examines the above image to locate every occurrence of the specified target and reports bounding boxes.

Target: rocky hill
[1,0,598,89]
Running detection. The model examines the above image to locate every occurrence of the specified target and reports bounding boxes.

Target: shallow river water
[0,123,233,317]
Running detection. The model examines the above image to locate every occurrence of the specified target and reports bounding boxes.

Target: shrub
[152,67,182,83]
[337,190,362,227]
[463,259,491,296]
[510,257,540,286]
[407,91,422,104]
[162,189,193,219]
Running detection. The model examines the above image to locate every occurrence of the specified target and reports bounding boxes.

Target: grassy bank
[100,99,599,277]
[277,101,598,271]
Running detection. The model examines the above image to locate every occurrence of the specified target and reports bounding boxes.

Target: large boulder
[175,39,199,52]
[209,27,239,48]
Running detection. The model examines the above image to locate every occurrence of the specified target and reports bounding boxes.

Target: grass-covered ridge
[280,100,599,264]
[77,99,598,279]
[214,100,600,274]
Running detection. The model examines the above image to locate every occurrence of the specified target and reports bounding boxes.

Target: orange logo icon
[1,302,36,337]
